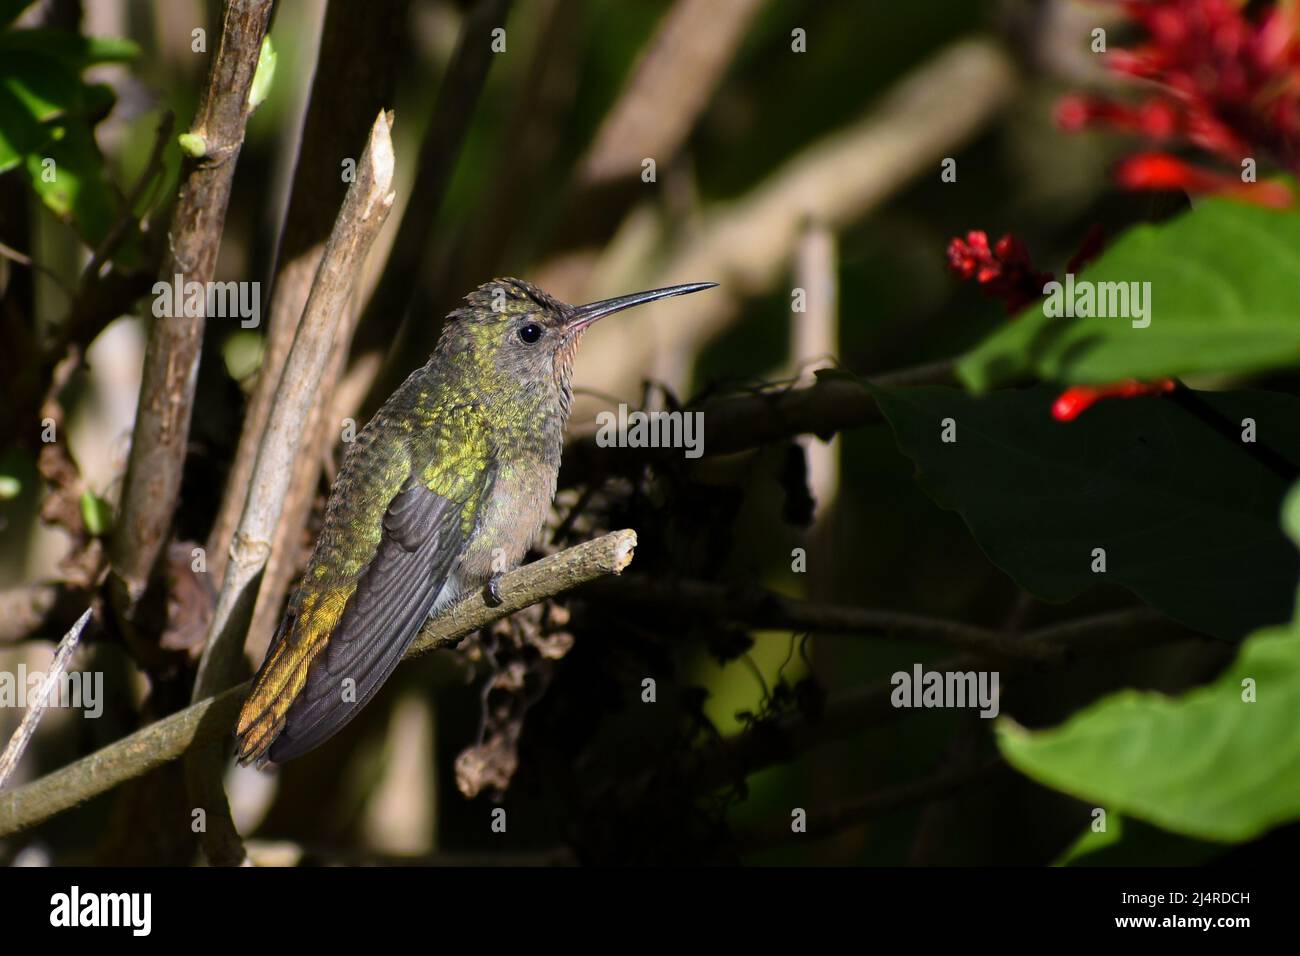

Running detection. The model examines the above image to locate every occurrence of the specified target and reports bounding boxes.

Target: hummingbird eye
[518,323,543,345]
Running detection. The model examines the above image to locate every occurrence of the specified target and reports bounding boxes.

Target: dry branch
[0,608,93,788]
[581,576,1064,665]
[185,109,397,863]
[0,529,638,838]
[350,0,514,366]
[192,109,398,701]
[559,358,955,484]
[207,0,412,588]
[107,0,274,627]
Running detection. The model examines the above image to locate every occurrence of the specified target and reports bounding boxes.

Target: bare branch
[733,758,1004,854]
[82,111,175,284]
[559,359,955,484]
[207,0,412,587]
[192,109,398,701]
[581,576,1065,665]
[0,529,637,838]
[107,0,274,626]
[0,608,94,788]
[183,108,398,864]
[350,0,514,368]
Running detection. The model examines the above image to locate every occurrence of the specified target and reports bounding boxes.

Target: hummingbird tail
[234,589,349,765]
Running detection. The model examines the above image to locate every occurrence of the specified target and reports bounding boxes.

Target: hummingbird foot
[484,571,505,607]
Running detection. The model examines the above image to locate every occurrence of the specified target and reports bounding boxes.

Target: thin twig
[695,606,1195,792]
[581,576,1064,664]
[733,757,1004,854]
[0,240,73,300]
[81,111,175,284]
[0,529,637,838]
[559,358,955,483]
[0,608,93,788]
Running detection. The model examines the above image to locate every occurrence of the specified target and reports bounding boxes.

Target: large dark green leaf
[999,622,1300,842]
[870,383,1300,640]
[957,195,1300,390]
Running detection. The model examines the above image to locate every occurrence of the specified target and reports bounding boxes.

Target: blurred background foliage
[1,0,1298,866]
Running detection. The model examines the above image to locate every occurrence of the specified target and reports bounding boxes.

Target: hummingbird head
[442,277,717,415]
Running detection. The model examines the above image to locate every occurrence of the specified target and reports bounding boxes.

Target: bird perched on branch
[235,277,716,764]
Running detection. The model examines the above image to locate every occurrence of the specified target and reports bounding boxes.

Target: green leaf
[1,50,83,122]
[24,122,119,251]
[870,384,1300,640]
[1055,814,1226,866]
[1055,813,1124,865]
[999,623,1300,843]
[80,35,141,64]
[0,82,47,172]
[79,490,113,536]
[1284,480,1300,549]
[247,35,276,111]
[0,29,139,68]
[957,194,1300,390]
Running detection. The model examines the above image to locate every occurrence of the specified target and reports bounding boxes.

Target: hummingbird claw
[485,572,505,607]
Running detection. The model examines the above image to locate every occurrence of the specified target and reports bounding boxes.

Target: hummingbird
[234,277,716,764]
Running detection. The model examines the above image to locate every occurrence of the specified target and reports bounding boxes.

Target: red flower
[946,231,1053,313]
[1115,151,1294,206]
[1052,378,1177,421]
[1058,0,1300,206]
[945,224,1175,422]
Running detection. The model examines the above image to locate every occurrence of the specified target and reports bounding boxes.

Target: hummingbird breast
[438,405,564,610]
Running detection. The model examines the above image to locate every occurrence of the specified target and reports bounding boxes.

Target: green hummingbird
[235,277,716,764]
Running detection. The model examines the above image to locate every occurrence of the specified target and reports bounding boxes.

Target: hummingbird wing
[235,403,493,764]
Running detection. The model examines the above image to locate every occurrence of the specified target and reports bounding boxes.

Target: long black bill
[565,281,717,332]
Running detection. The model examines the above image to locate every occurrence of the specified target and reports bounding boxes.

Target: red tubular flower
[1052,378,1177,422]
[1116,151,1295,206]
[1057,0,1300,206]
[946,231,1053,313]
[945,224,1172,421]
